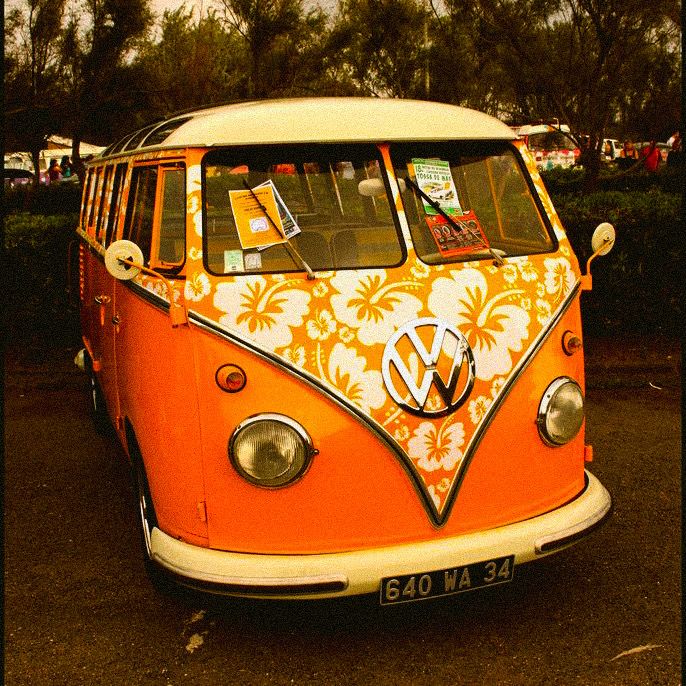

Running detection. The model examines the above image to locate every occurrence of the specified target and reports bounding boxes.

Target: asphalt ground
[3,337,682,686]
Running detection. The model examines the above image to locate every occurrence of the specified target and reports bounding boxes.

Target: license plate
[380,555,515,605]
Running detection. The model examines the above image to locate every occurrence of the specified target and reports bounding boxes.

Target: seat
[293,232,333,270]
[331,230,360,268]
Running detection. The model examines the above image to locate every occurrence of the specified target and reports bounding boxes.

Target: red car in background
[513,123,580,169]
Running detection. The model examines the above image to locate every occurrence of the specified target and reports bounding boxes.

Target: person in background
[47,158,62,183]
[666,131,682,166]
[667,130,681,150]
[603,140,613,160]
[617,140,638,170]
[60,155,72,178]
[620,140,638,159]
[641,140,660,172]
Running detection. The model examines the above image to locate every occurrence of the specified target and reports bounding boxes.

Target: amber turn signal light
[216,364,247,393]
[562,331,583,356]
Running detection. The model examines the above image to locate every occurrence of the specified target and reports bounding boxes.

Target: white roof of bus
[155,98,516,147]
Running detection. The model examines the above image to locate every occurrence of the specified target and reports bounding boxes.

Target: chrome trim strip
[126,280,173,312]
[155,554,350,596]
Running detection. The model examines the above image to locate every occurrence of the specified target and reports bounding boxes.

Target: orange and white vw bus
[76,98,614,604]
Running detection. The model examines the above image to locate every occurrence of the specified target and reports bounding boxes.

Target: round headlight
[229,414,316,487]
[537,377,584,446]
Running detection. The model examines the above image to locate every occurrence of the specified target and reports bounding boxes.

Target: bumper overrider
[151,470,611,600]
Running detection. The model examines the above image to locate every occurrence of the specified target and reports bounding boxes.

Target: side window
[86,168,102,235]
[105,163,128,247]
[155,166,186,267]
[95,166,113,244]
[123,166,158,264]
[81,170,94,232]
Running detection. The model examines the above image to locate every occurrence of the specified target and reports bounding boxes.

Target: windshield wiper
[242,180,316,279]
[403,177,505,266]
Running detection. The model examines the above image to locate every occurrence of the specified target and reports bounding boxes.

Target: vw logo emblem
[381,318,475,418]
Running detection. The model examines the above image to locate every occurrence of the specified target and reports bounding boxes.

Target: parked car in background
[601,139,621,162]
[3,168,35,186]
[514,123,580,169]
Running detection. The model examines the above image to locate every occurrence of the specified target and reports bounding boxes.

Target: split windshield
[202,141,554,275]
[203,144,404,275]
[391,142,555,264]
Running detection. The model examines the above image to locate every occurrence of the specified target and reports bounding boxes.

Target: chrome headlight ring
[537,377,585,447]
[228,413,317,488]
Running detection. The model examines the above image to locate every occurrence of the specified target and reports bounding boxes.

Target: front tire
[89,373,110,430]
[84,354,110,434]
[129,440,176,595]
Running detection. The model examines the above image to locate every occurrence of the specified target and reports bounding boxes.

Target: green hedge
[4,213,81,346]
[552,188,682,336]
[541,164,682,195]
[3,183,682,346]
[3,181,83,215]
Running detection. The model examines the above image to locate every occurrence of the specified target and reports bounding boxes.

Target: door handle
[94,294,111,305]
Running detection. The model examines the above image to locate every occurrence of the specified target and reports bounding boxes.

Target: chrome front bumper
[150,470,611,600]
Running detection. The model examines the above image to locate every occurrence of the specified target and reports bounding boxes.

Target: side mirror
[105,240,144,280]
[104,240,188,327]
[582,223,616,291]
[591,222,616,256]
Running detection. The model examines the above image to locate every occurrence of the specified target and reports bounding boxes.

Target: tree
[440,0,681,185]
[136,7,246,117]
[4,0,68,185]
[425,0,507,111]
[613,18,681,140]
[257,3,330,97]
[59,0,154,175]
[327,0,431,98]
[216,0,323,98]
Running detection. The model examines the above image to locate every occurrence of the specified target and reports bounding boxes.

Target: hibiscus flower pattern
[321,342,386,414]
[213,276,311,349]
[407,420,465,473]
[167,141,581,521]
[330,271,423,346]
[185,271,211,302]
[428,268,530,381]
[544,257,576,303]
[306,309,336,341]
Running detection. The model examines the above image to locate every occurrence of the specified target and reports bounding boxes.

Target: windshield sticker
[426,211,490,257]
[411,159,462,216]
[256,180,302,246]
[229,184,286,249]
[244,252,263,270]
[223,249,245,273]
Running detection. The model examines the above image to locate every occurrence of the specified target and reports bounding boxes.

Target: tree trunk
[30,148,42,189]
[71,134,84,183]
[582,132,605,193]
[582,152,602,192]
